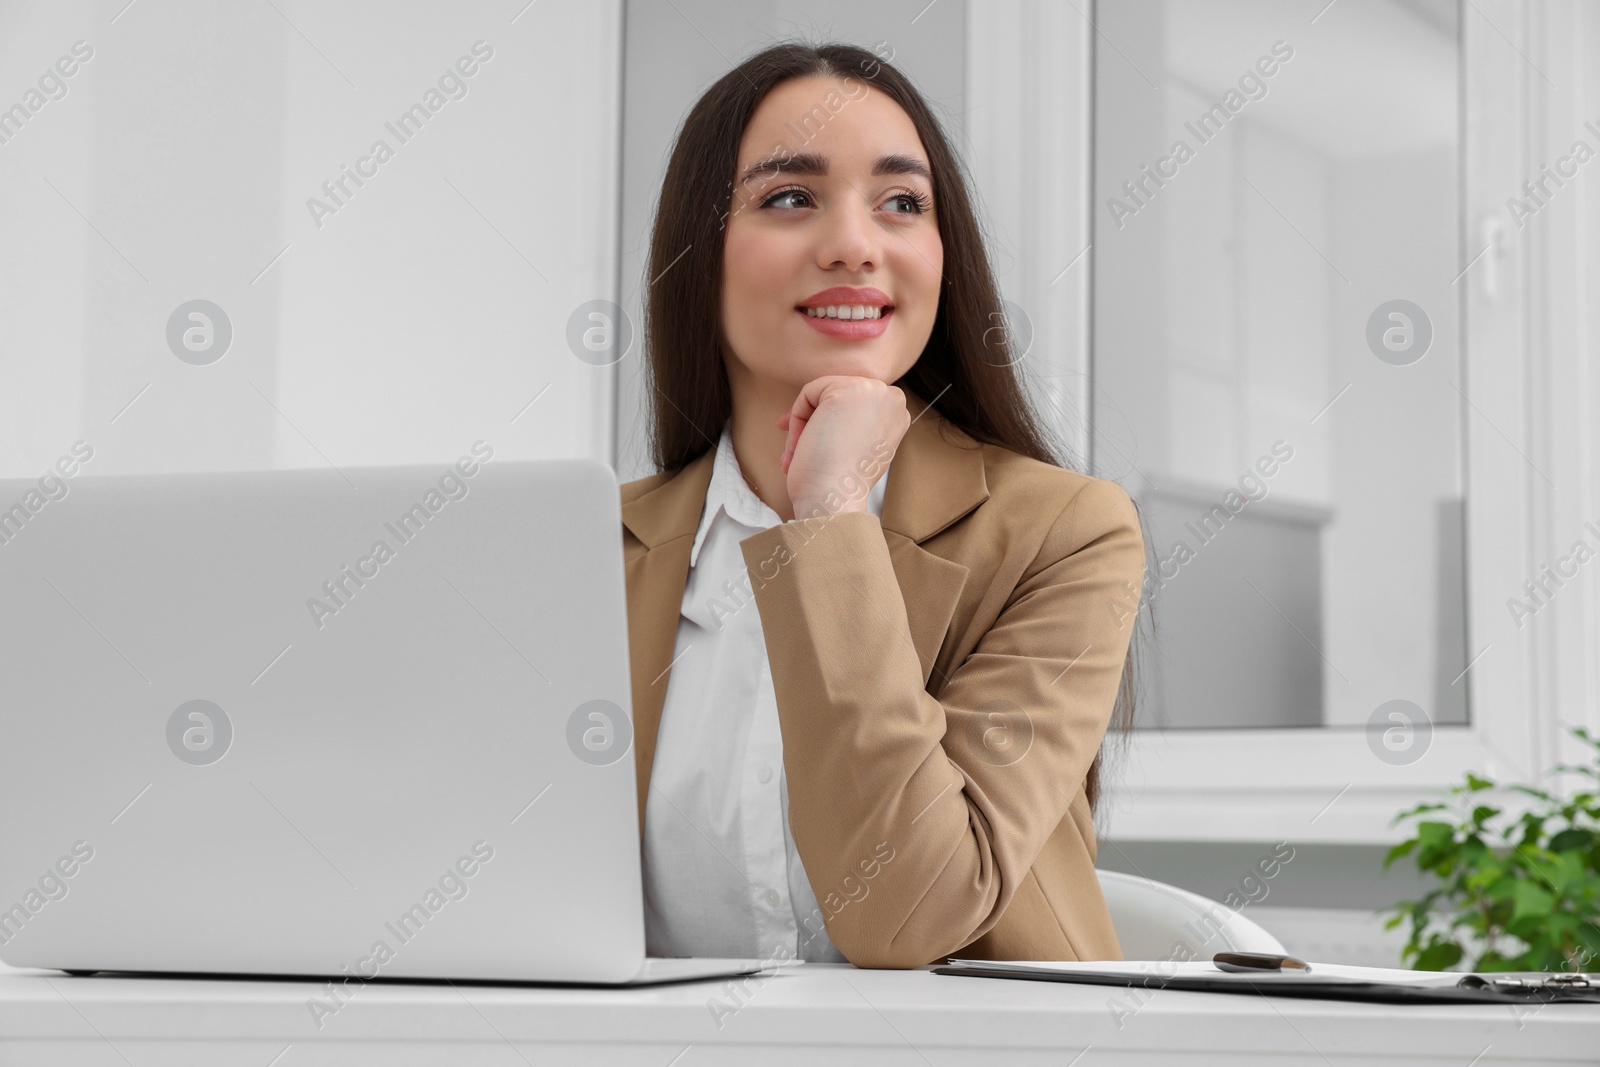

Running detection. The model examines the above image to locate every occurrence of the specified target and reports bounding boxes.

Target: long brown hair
[641,39,1145,818]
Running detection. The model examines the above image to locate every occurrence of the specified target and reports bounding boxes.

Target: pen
[1213,951,1312,973]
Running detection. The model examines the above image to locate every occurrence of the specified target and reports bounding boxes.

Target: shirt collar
[688,419,891,567]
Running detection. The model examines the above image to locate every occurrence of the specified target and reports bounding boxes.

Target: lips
[796,285,893,311]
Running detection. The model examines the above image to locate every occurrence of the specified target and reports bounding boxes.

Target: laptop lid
[0,449,650,984]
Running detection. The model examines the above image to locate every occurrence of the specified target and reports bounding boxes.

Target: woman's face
[720,75,943,395]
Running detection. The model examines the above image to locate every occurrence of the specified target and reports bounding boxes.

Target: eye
[759,185,813,210]
[886,190,933,215]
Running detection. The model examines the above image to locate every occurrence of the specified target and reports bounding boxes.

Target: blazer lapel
[619,446,715,835]
[877,394,987,690]
[618,389,990,834]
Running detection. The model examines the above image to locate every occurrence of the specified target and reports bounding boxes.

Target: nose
[813,190,882,273]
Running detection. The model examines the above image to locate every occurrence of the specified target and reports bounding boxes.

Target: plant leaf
[1509,880,1556,926]
[1383,839,1418,869]
[1414,941,1464,971]
[1549,827,1593,853]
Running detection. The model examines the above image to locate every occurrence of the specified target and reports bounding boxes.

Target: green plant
[1380,726,1600,972]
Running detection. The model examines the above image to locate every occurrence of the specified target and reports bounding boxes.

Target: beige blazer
[619,390,1145,968]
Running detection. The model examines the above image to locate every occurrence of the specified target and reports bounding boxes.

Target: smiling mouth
[795,305,895,319]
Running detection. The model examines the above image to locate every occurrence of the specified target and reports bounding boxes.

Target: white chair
[1096,869,1287,960]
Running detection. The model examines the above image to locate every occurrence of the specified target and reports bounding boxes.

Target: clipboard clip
[1458,973,1594,992]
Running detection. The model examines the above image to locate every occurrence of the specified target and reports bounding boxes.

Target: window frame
[964,0,1586,843]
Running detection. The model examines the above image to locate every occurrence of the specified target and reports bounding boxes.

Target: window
[1092,0,1467,732]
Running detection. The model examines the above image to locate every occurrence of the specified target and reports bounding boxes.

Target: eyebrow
[737,152,933,188]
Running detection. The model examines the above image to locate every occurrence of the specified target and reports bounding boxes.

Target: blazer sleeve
[736,477,1145,968]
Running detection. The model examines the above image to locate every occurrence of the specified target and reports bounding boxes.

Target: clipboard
[932,956,1600,1006]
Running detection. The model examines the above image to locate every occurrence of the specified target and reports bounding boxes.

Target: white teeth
[803,304,886,320]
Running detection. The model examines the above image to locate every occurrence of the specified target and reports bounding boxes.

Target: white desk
[0,960,1595,1065]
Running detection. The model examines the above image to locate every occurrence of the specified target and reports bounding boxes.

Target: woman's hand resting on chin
[776,377,912,520]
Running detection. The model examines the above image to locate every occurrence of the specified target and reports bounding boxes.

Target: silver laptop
[0,451,773,986]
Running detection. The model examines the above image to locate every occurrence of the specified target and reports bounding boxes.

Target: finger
[782,385,823,471]
[780,376,847,472]
[781,413,807,472]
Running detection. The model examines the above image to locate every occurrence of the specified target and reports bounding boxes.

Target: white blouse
[641,420,889,963]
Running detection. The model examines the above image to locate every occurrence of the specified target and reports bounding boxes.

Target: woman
[620,41,1147,969]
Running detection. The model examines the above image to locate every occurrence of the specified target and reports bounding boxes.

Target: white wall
[0,0,619,480]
